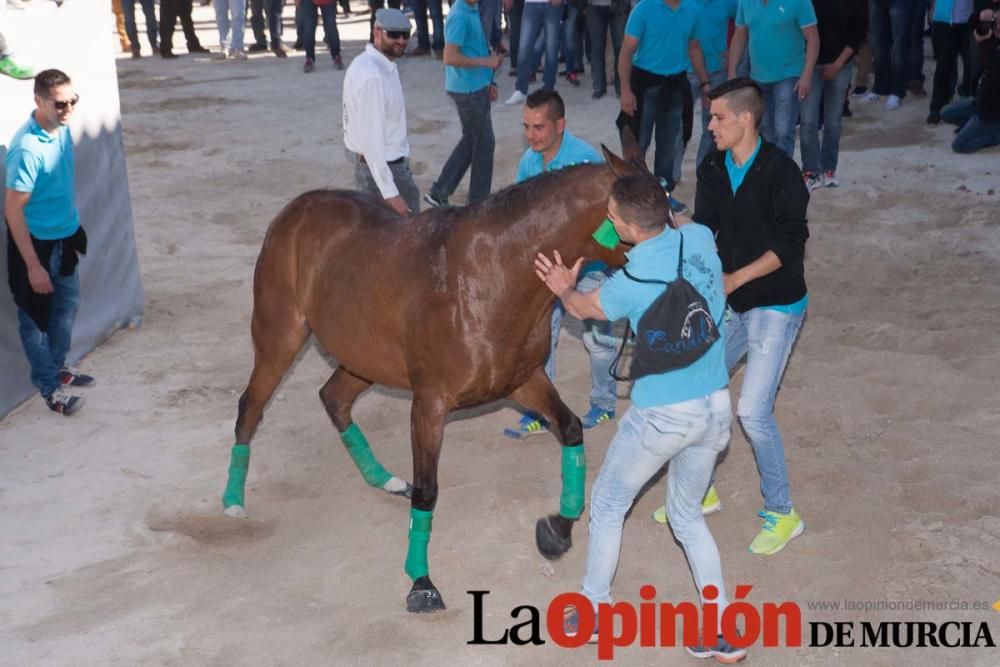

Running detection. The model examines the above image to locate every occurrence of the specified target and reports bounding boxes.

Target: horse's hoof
[223,504,248,518]
[406,576,446,613]
[383,477,413,499]
[536,514,573,560]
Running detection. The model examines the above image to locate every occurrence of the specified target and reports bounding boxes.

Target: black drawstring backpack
[610,234,721,382]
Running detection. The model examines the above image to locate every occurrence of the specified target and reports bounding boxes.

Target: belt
[358,154,405,166]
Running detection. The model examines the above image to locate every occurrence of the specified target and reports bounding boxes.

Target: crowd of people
[4,0,999,659]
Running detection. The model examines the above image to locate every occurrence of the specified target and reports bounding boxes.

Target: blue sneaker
[563,606,600,643]
[502,412,549,439]
[667,195,688,215]
[581,404,615,430]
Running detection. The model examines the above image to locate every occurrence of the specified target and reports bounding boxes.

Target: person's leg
[853,39,872,91]
[479,0,500,53]
[302,0,318,61]
[322,4,341,59]
[819,62,853,174]
[466,87,496,204]
[562,4,579,77]
[869,0,891,95]
[509,0,523,71]
[159,0,178,53]
[46,245,81,378]
[758,81,778,146]
[929,21,958,117]
[180,0,204,50]
[213,0,232,52]
[956,22,973,98]
[736,307,805,515]
[540,3,562,91]
[413,0,431,51]
[267,0,284,49]
[251,0,267,48]
[577,271,617,415]
[940,96,975,126]
[672,73,699,185]
[887,0,913,99]
[798,70,823,175]
[112,0,133,51]
[609,2,625,95]
[430,93,477,200]
[515,4,543,94]
[230,0,247,52]
[637,83,662,159]
[652,88,682,188]
[429,0,445,52]
[545,301,564,382]
[770,77,800,157]
[951,114,1000,154]
[121,0,141,52]
[392,160,423,214]
[586,5,608,94]
[907,0,928,90]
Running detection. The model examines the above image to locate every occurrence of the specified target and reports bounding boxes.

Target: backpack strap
[621,233,685,286]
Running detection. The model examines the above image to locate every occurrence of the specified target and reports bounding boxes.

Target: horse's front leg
[510,369,586,560]
[404,392,450,613]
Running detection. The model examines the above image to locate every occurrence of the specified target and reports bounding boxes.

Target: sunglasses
[47,94,80,110]
[384,30,410,40]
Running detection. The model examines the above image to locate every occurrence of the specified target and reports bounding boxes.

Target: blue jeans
[799,62,854,174]
[250,0,284,48]
[673,69,727,184]
[301,0,341,59]
[213,0,247,51]
[16,242,80,398]
[725,306,805,514]
[561,4,579,74]
[515,2,562,94]
[908,0,929,83]
[121,0,159,49]
[413,0,444,51]
[430,86,495,204]
[546,270,618,413]
[586,2,626,95]
[581,391,732,614]
[638,80,684,187]
[758,77,799,158]
[941,99,1000,154]
[479,0,502,51]
[870,0,913,98]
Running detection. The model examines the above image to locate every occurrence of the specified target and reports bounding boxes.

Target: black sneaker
[423,192,448,208]
[927,110,941,125]
[686,635,747,663]
[248,43,268,53]
[45,390,85,416]
[59,365,95,387]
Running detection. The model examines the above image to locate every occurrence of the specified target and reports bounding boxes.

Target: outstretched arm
[535,251,607,320]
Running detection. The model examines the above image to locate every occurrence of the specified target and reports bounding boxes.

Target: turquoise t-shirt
[625,0,702,77]
[515,130,603,183]
[735,0,817,84]
[692,0,738,74]
[444,0,492,93]
[5,114,80,240]
[932,0,974,24]
[724,136,762,193]
[764,292,809,314]
[600,224,728,408]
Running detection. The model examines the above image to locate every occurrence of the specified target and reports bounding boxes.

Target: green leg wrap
[340,423,394,489]
[222,444,251,509]
[560,443,586,519]
[404,508,433,580]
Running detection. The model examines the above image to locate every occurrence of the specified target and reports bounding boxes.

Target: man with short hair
[424,0,503,207]
[537,173,744,662]
[343,9,421,215]
[503,91,618,439]
[689,78,810,555]
[618,0,711,211]
[728,0,819,157]
[6,69,94,416]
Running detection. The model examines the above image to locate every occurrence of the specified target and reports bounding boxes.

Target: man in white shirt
[343,9,420,216]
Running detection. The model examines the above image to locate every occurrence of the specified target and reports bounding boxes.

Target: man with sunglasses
[5,70,94,416]
[343,9,421,215]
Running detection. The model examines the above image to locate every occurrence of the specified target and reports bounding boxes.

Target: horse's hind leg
[319,367,411,497]
[223,310,309,518]
[510,369,586,560]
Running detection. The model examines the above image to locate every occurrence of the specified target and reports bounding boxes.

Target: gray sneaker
[686,635,747,663]
[423,192,448,208]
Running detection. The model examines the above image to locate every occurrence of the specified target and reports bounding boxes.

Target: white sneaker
[884,94,901,111]
[859,91,881,104]
[504,90,527,105]
[821,170,839,188]
[231,49,248,61]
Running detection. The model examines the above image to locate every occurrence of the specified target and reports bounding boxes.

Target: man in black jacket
[694,78,811,556]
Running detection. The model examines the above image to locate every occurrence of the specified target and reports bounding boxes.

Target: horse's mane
[471,162,606,222]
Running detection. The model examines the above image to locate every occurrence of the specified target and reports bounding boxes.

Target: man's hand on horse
[386,195,411,216]
[535,250,583,298]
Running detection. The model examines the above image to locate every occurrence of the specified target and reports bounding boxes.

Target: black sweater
[693,140,810,314]
[813,0,870,66]
[973,2,1000,121]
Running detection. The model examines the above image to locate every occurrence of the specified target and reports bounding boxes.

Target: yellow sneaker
[652,485,722,524]
[748,509,804,555]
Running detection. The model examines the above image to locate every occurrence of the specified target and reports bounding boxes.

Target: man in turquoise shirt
[729,0,819,158]
[424,0,503,206]
[618,0,710,211]
[538,173,744,663]
[504,91,618,439]
[6,69,94,416]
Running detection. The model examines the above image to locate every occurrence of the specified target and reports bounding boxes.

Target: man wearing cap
[343,9,421,216]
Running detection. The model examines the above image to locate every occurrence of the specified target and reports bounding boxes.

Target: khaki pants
[111,0,131,52]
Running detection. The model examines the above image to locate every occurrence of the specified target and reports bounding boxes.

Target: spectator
[927,0,975,124]
[121,0,159,58]
[249,0,288,57]
[111,0,133,54]
[866,0,915,110]
[585,0,626,99]
[301,0,345,72]
[505,0,563,104]
[159,0,208,58]
[411,0,446,56]
[940,0,1000,152]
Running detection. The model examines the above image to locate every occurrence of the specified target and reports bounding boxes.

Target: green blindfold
[591,218,621,249]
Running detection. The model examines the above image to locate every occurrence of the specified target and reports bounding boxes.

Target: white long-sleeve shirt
[342,44,410,200]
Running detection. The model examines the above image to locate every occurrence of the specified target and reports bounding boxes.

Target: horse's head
[584,129,648,268]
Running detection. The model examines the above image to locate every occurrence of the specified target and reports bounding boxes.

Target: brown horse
[222,138,644,613]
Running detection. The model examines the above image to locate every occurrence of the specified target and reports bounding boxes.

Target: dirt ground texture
[2,6,1000,666]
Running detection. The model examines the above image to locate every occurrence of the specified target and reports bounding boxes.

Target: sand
[2,5,1000,665]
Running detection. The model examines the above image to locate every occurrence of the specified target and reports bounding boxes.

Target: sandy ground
[2,5,1000,665]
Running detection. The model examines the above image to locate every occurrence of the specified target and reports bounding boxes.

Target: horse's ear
[601,144,633,178]
[620,127,643,164]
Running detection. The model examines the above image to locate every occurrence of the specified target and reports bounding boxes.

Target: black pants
[930,21,972,114]
[160,0,202,52]
[368,0,402,42]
